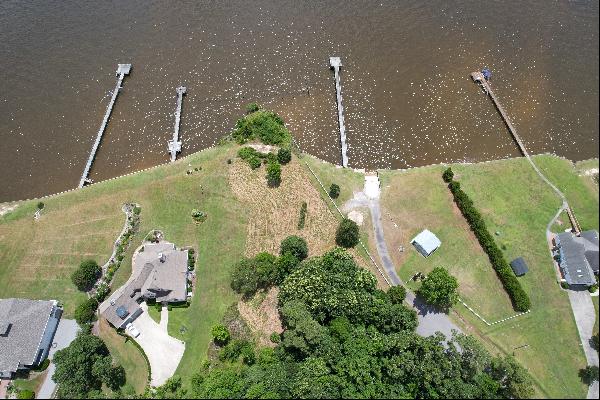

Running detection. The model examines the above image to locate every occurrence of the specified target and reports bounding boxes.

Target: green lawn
[146,303,161,324]
[98,319,148,395]
[167,307,191,341]
[449,155,597,398]
[376,155,598,398]
[0,143,247,388]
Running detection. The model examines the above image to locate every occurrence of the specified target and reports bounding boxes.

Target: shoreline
[0,145,597,206]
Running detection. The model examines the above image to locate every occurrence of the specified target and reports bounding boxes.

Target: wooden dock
[330,57,348,168]
[471,70,581,234]
[168,86,186,163]
[78,64,132,188]
[471,71,530,158]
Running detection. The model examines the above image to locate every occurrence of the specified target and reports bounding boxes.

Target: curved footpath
[343,176,462,339]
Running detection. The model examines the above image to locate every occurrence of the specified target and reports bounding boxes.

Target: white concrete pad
[131,303,185,387]
[364,175,380,199]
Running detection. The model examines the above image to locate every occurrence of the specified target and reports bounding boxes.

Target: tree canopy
[335,218,360,248]
[417,267,459,311]
[71,259,101,292]
[52,333,125,398]
[191,248,534,399]
[232,110,291,145]
[280,235,308,261]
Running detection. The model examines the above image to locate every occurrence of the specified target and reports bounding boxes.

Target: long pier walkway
[330,57,348,168]
[168,86,186,163]
[471,71,581,234]
[78,64,132,188]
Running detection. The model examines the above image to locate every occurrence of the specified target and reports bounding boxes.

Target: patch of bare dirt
[238,287,283,347]
[228,157,337,257]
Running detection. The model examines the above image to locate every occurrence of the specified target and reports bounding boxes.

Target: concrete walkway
[37,319,79,399]
[159,305,169,333]
[343,175,462,339]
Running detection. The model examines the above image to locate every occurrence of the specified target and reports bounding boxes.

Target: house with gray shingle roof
[555,230,599,287]
[0,299,61,378]
[99,241,188,329]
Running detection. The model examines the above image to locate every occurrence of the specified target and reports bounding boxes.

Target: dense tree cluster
[446,174,531,312]
[232,109,291,145]
[52,333,125,398]
[194,248,534,399]
[71,259,101,292]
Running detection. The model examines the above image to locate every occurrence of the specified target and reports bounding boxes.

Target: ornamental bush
[297,202,307,229]
[277,147,292,164]
[266,161,282,187]
[280,235,308,261]
[329,183,341,199]
[211,324,231,346]
[335,218,360,248]
[71,259,101,292]
[442,167,454,183]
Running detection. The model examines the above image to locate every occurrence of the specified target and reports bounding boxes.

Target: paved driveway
[130,303,185,387]
[37,319,79,399]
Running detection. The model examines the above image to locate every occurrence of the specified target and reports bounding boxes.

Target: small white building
[411,229,441,257]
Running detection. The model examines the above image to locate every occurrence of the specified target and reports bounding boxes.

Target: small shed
[510,257,529,277]
[411,229,441,257]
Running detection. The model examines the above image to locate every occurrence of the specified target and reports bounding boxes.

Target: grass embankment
[378,155,598,399]
[0,144,247,391]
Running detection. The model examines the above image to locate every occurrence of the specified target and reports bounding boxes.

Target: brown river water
[1,1,598,202]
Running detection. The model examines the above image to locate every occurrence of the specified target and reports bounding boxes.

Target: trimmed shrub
[266,161,282,187]
[442,167,454,183]
[329,183,341,199]
[297,202,307,229]
[191,209,207,223]
[588,284,598,293]
[387,285,407,304]
[277,147,292,164]
[445,173,531,312]
[211,324,231,346]
[36,202,45,210]
[335,218,360,248]
[71,259,101,292]
[280,236,308,261]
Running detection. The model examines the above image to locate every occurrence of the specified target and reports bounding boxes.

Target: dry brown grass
[238,287,283,347]
[228,157,338,258]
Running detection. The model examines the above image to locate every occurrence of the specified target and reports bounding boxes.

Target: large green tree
[280,235,308,261]
[335,218,360,248]
[52,333,124,398]
[71,259,101,291]
[417,267,459,311]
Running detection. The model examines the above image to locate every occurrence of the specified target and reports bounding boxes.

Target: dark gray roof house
[555,230,599,286]
[100,241,188,329]
[0,299,61,378]
[510,257,529,277]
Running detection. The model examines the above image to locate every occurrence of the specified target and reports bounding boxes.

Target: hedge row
[444,170,531,312]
